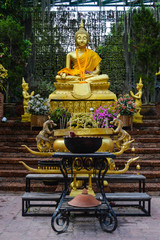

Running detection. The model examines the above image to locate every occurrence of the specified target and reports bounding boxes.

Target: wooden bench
[22,192,61,216]
[22,191,151,217]
[104,174,146,192]
[25,173,146,192]
[22,173,150,217]
[25,173,91,192]
[96,192,151,216]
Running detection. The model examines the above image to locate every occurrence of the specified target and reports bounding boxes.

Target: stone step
[134,122,160,128]
[134,138,160,143]
[0,136,36,142]
[0,178,160,193]
[126,148,160,154]
[133,143,160,148]
[119,152,160,159]
[0,168,160,179]
[128,130,160,136]
[0,146,38,153]
[143,115,159,119]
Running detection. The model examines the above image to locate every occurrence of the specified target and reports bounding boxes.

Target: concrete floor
[0,192,160,240]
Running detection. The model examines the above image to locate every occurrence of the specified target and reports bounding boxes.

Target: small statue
[36,119,57,152]
[21,78,34,122]
[130,78,143,123]
[56,20,108,83]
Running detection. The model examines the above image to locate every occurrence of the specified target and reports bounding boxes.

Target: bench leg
[22,199,28,216]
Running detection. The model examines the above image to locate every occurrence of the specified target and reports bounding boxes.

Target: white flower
[26,94,50,115]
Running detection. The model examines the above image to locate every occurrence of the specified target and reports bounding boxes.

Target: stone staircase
[0,116,160,194]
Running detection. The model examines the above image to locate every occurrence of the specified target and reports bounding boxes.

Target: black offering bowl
[64,136,102,153]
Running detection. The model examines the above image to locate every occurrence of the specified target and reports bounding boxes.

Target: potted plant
[67,113,98,129]
[115,94,136,127]
[50,107,71,129]
[26,94,50,129]
[93,105,118,128]
[0,64,8,119]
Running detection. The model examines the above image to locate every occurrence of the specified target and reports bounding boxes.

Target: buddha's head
[75,20,89,47]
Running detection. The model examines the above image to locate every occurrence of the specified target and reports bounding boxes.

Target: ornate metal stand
[51,152,117,233]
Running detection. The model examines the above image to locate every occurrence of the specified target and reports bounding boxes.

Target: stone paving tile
[0,192,160,240]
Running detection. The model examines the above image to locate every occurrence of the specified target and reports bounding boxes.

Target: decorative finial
[136,164,141,175]
[131,146,135,157]
[137,77,143,87]
[22,77,25,84]
[139,77,142,84]
[80,19,84,28]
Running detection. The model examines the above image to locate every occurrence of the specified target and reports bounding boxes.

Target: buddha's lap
[56,74,108,83]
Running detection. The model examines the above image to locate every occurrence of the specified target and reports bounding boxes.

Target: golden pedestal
[21,113,31,122]
[133,112,143,123]
[49,81,117,113]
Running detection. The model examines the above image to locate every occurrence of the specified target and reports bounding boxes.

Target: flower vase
[119,115,132,128]
[30,115,48,130]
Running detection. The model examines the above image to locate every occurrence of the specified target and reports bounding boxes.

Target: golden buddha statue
[130,78,143,123]
[56,20,108,84]
[49,20,117,112]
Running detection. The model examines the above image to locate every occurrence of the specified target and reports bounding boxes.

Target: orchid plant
[26,94,50,115]
[93,105,117,128]
[115,94,136,116]
[50,107,71,129]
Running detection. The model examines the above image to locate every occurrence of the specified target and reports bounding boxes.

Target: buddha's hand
[60,72,67,79]
[85,73,94,79]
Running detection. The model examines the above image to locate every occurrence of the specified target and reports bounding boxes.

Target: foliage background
[0,0,32,102]
[130,6,160,103]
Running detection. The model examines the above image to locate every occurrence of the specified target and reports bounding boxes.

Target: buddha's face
[76,33,88,47]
